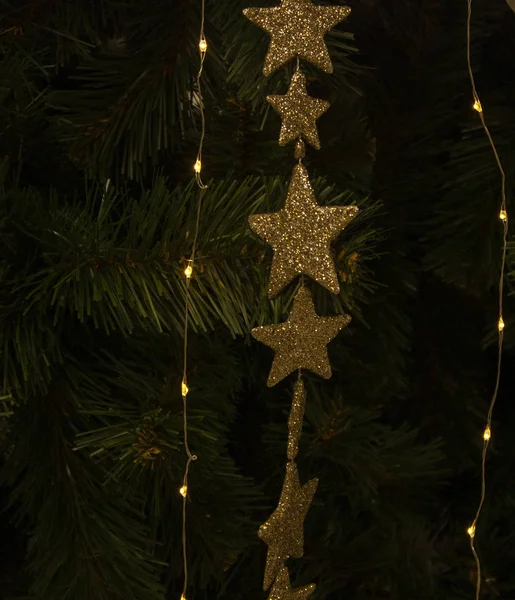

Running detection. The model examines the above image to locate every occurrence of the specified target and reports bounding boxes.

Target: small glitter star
[267,70,330,149]
[243,0,351,76]
[268,565,315,600]
[258,461,318,589]
[249,163,358,299]
[252,287,350,387]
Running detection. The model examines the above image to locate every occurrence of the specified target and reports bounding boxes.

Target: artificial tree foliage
[1,1,515,599]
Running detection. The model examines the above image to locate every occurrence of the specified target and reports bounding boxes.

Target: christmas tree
[1,1,515,599]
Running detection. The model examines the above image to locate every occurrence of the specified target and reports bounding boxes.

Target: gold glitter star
[249,163,358,298]
[252,287,350,387]
[267,70,329,149]
[243,0,351,76]
[258,461,318,590]
[268,565,315,600]
[287,378,306,461]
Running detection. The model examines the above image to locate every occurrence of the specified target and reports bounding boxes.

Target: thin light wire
[180,0,209,597]
[195,0,208,191]
[466,1,508,598]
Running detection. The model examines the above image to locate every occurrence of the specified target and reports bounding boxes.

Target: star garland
[243,0,355,595]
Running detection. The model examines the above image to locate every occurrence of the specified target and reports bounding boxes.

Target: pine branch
[424,116,515,294]
[2,374,166,600]
[60,331,262,590]
[45,0,229,180]
[0,0,114,64]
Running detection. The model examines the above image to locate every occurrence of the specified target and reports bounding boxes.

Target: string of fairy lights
[179,1,208,599]
[466,1,508,598]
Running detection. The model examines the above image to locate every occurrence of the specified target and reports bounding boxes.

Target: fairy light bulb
[199,38,207,53]
[194,159,202,173]
[473,100,482,113]
[467,524,476,538]
[498,317,505,331]
[181,381,189,397]
[180,485,188,498]
[500,210,507,221]
[483,426,491,441]
[184,264,193,278]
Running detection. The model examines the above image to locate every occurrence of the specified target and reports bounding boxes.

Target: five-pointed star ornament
[258,461,318,590]
[268,565,315,600]
[251,287,350,387]
[243,0,351,76]
[249,163,359,299]
[267,70,329,149]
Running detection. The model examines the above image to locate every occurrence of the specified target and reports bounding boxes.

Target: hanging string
[465,1,508,599]
[180,1,209,598]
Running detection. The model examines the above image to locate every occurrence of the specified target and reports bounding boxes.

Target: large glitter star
[258,461,318,590]
[268,565,315,600]
[243,0,351,76]
[252,287,350,387]
[249,163,358,299]
[267,70,329,149]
